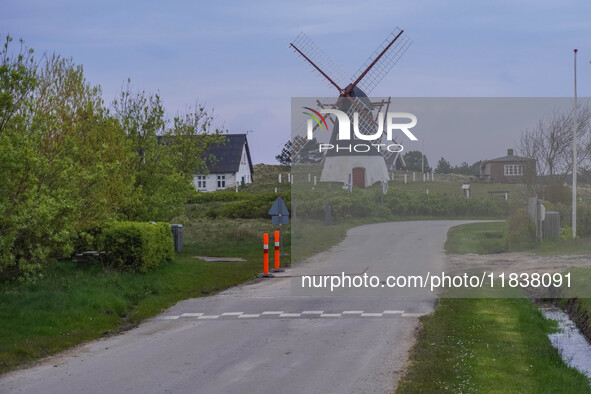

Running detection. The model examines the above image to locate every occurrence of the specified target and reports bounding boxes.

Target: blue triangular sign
[268,197,289,216]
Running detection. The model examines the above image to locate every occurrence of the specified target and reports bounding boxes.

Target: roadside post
[272,230,285,273]
[268,193,290,257]
[257,233,275,278]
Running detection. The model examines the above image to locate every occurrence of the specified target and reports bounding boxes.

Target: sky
[2,0,591,166]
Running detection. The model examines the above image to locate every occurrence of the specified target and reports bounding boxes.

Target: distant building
[479,149,536,183]
[194,134,254,191]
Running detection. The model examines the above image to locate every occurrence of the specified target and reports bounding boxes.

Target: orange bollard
[274,231,280,270]
[257,233,275,278]
[263,233,269,274]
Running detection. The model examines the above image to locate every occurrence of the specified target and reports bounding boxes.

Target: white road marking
[401,312,426,317]
[383,310,404,315]
[169,310,410,319]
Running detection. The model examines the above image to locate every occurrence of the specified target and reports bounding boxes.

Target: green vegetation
[535,238,591,256]
[444,216,591,256]
[396,297,591,393]
[102,222,174,272]
[0,36,222,281]
[0,218,275,374]
[445,221,507,254]
[393,178,527,200]
[398,221,591,392]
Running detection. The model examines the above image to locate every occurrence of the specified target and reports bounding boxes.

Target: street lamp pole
[572,48,578,239]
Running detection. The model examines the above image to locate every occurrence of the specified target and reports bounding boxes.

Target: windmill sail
[289,28,411,184]
[350,28,412,95]
[290,33,347,92]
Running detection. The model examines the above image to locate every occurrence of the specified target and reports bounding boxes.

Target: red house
[479,149,536,183]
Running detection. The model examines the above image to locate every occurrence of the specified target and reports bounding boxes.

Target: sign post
[268,194,290,257]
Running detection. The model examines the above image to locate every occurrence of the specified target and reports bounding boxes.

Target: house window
[504,164,523,176]
[196,175,206,189]
[217,175,226,189]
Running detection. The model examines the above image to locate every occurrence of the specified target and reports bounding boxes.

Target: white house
[193,134,254,192]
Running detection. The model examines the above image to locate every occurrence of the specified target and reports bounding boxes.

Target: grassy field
[445,220,591,256]
[445,221,507,254]
[534,237,591,256]
[397,221,591,392]
[396,297,591,393]
[394,178,528,200]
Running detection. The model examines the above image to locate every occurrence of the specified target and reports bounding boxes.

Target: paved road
[0,221,473,394]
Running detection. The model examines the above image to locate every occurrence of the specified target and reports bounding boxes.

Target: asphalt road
[0,220,474,394]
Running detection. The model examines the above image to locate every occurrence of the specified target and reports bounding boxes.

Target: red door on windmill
[352,167,366,188]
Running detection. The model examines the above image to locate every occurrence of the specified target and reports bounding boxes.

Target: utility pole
[572,48,578,239]
[421,139,425,174]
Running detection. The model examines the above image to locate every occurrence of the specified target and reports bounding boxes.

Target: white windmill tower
[289,28,412,187]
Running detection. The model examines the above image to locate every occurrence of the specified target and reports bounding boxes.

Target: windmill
[289,28,412,187]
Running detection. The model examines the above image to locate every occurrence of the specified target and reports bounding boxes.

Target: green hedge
[188,186,510,221]
[187,190,253,203]
[102,222,174,272]
[293,187,510,221]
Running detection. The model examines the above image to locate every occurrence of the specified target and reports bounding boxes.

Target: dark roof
[205,134,254,175]
[487,154,531,163]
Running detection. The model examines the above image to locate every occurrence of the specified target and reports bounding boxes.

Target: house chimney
[507,148,514,156]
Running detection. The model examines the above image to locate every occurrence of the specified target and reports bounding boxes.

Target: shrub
[219,199,271,218]
[578,205,591,237]
[505,210,536,250]
[541,201,591,237]
[187,190,253,203]
[102,222,174,272]
[543,182,571,204]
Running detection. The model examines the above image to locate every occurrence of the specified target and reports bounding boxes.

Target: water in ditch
[541,307,591,379]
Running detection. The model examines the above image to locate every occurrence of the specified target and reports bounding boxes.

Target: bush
[102,222,174,272]
[187,190,253,203]
[505,210,536,250]
[578,205,591,237]
[541,201,591,238]
[219,199,270,218]
[543,182,571,204]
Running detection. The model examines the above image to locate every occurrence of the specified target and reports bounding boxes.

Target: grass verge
[397,222,591,392]
[444,221,591,256]
[396,297,591,393]
[445,221,507,254]
[534,237,591,256]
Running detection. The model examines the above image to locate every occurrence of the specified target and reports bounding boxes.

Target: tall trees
[518,107,591,181]
[434,157,452,174]
[0,37,85,279]
[113,82,223,221]
[0,37,222,280]
[403,150,432,173]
